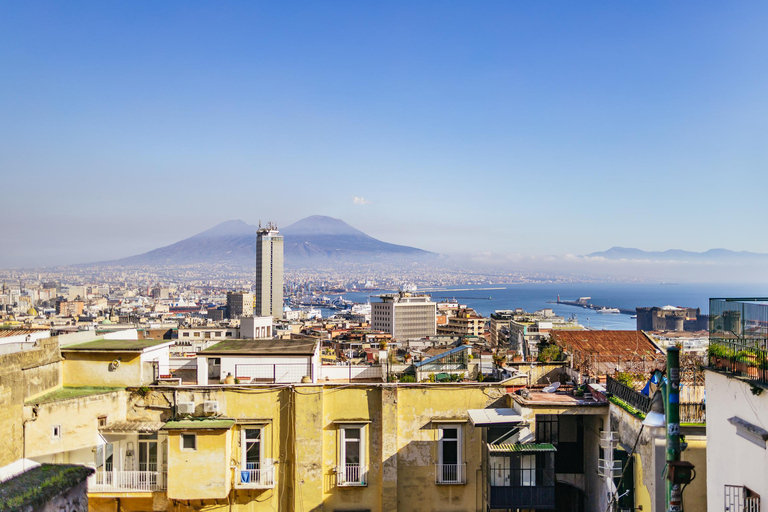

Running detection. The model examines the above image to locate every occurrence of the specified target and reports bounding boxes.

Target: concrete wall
[706,370,767,512]
[0,337,62,467]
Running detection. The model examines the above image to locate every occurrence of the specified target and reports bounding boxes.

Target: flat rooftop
[200,338,317,356]
[61,339,171,352]
[512,390,608,407]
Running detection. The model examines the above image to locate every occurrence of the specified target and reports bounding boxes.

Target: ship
[596,307,621,314]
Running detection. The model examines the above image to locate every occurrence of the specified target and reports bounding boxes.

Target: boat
[596,307,621,314]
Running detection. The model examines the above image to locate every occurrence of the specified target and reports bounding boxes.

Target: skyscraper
[255,222,284,319]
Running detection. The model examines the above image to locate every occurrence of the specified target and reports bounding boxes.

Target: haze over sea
[338,282,768,330]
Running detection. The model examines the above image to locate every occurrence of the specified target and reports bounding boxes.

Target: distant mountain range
[100,215,433,267]
[587,247,768,262]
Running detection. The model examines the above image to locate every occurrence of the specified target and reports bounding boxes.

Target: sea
[321,282,768,330]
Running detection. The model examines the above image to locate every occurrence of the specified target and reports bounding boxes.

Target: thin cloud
[352,196,372,205]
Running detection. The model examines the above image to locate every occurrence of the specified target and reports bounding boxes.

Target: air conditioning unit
[204,401,219,414]
[177,402,195,415]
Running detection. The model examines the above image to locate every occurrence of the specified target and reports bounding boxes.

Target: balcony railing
[606,376,651,413]
[89,470,166,492]
[435,463,466,484]
[708,338,768,387]
[337,463,366,486]
[236,462,275,488]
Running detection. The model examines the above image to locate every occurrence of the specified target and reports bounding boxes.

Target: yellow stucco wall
[63,352,143,387]
[24,389,127,460]
[167,429,232,500]
[681,436,707,511]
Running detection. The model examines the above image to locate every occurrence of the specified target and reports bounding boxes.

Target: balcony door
[138,433,158,488]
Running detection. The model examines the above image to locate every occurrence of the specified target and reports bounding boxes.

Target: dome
[100,319,113,325]
[27,307,38,316]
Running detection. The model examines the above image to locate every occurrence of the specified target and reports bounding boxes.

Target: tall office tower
[255,222,284,319]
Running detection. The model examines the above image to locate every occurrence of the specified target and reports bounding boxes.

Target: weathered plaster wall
[24,390,128,460]
[0,337,62,466]
[167,429,231,500]
[63,352,144,387]
[34,478,89,512]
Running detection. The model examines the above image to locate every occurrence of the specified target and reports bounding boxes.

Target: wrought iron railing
[435,463,466,484]
[606,376,651,413]
[707,338,768,386]
[235,363,312,383]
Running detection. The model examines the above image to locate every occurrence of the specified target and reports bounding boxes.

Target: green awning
[163,419,235,430]
[488,443,556,453]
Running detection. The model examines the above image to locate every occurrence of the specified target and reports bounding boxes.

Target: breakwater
[547,298,635,316]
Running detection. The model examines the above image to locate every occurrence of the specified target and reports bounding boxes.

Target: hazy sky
[1,1,767,267]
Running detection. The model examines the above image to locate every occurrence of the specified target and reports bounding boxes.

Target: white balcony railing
[236,462,275,488]
[337,463,366,486]
[89,470,166,492]
[435,463,466,484]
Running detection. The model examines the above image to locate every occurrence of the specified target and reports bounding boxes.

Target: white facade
[371,293,436,341]
[706,370,768,512]
[239,316,273,339]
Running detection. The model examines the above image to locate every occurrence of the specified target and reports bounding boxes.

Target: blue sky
[1,1,767,267]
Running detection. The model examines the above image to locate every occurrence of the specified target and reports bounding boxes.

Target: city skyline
[2,2,767,270]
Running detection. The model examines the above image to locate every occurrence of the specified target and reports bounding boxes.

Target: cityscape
[1,3,767,512]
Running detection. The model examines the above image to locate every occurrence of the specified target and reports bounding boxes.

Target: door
[208,357,221,380]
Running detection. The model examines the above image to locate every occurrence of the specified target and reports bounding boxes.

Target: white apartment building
[371,293,436,341]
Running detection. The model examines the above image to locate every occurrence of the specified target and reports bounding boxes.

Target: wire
[603,423,645,512]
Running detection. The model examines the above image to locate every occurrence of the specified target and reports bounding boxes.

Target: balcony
[435,463,466,484]
[89,470,166,493]
[236,462,275,489]
[337,463,366,486]
[709,298,768,387]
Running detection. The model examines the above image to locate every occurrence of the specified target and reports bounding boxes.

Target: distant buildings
[227,291,253,318]
[636,305,707,332]
[255,223,284,319]
[371,292,436,340]
[436,307,485,337]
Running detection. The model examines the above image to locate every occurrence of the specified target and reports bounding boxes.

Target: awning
[100,421,164,433]
[488,443,556,454]
[467,408,526,426]
[163,419,235,430]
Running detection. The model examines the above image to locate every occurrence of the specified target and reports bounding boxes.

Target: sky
[1,1,767,268]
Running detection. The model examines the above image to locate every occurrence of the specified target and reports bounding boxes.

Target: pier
[547,296,635,316]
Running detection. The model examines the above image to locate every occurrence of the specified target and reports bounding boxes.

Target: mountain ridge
[587,246,768,261]
[97,216,433,267]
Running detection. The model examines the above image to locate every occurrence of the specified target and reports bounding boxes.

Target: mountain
[586,247,768,262]
[100,216,433,266]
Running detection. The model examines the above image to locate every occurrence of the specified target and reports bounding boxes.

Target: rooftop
[511,390,608,407]
[551,330,661,356]
[201,338,317,356]
[163,418,235,430]
[0,464,94,512]
[26,386,122,405]
[61,339,171,352]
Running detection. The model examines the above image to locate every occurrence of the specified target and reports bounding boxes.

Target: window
[52,425,61,440]
[182,332,190,337]
[239,426,274,487]
[725,485,761,512]
[437,425,464,484]
[181,434,196,450]
[339,425,366,486]
[98,416,108,428]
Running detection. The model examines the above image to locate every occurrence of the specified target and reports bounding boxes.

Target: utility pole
[665,347,682,511]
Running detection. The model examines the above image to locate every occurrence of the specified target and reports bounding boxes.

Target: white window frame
[338,424,366,486]
[52,425,62,441]
[437,424,464,484]
[237,425,274,487]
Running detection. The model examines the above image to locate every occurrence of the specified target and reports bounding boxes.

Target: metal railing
[237,462,275,488]
[708,338,768,386]
[435,463,466,484]
[89,470,166,492]
[606,376,651,413]
[235,363,312,383]
[337,463,365,486]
